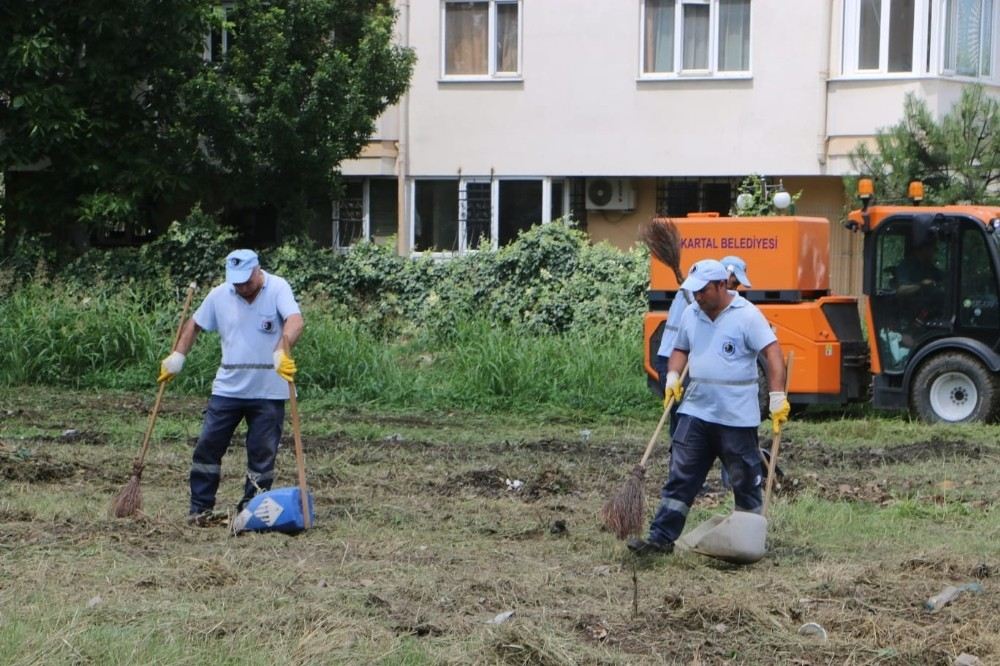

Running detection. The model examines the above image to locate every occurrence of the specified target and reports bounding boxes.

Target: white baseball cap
[720,255,752,287]
[680,259,729,292]
[225,249,259,285]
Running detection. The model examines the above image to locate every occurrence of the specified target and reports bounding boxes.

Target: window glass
[644,0,675,73]
[496,2,519,73]
[982,0,993,76]
[718,0,750,71]
[207,4,233,62]
[703,183,732,215]
[551,181,565,220]
[369,179,398,243]
[873,219,953,371]
[666,181,699,216]
[465,182,492,249]
[338,181,365,248]
[872,223,909,371]
[859,0,882,69]
[888,0,915,71]
[498,181,542,246]
[415,180,459,252]
[445,2,488,75]
[958,226,999,329]
[682,4,710,70]
[945,0,991,76]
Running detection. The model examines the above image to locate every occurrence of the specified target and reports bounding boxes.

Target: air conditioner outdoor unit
[586,178,636,211]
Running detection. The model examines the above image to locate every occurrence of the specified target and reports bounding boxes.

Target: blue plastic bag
[231,487,315,534]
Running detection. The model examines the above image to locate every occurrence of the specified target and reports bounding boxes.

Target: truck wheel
[910,352,999,423]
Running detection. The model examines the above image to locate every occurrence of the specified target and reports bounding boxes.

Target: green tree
[184,0,414,232]
[846,85,1000,205]
[0,0,212,248]
[1,0,413,250]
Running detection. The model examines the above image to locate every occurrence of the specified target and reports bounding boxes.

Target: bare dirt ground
[1,388,998,664]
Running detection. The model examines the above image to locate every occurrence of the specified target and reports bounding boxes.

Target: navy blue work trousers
[189,395,285,514]
[648,414,763,545]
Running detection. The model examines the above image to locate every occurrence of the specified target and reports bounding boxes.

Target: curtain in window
[682,4,709,70]
[445,2,488,75]
[945,0,987,76]
[859,0,882,69]
[644,0,675,72]
[718,0,750,71]
[496,2,519,73]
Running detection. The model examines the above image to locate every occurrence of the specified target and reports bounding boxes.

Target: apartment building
[337,0,1000,294]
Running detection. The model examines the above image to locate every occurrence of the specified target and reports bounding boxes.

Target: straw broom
[110,282,197,519]
[601,365,689,540]
[642,217,684,285]
[599,217,688,539]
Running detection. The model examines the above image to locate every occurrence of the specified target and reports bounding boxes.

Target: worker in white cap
[158,249,305,526]
[629,258,789,555]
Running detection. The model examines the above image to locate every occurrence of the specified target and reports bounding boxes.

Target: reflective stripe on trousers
[647,414,762,545]
[189,395,284,514]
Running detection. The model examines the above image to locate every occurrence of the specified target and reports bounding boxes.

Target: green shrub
[1,219,655,414]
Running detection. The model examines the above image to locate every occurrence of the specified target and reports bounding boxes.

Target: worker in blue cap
[629,258,789,556]
[158,249,305,526]
[654,255,753,436]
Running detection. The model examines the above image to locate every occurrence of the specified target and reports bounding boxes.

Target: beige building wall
[585,178,658,250]
[336,0,1000,300]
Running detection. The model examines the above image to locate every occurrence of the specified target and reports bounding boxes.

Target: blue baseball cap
[225,249,259,284]
[720,255,752,287]
[680,259,729,292]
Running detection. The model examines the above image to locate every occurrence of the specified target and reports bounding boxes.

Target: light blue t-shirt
[657,289,693,358]
[193,271,301,400]
[674,293,776,427]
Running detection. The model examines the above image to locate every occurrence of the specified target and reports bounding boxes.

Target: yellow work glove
[769,391,791,434]
[663,370,683,408]
[273,349,297,382]
[158,351,185,383]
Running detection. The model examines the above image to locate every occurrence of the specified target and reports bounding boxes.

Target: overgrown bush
[1,218,655,415]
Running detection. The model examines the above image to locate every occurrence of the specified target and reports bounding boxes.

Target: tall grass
[0,283,653,416]
[1,281,160,387]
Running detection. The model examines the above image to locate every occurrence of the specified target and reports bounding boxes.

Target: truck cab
[847,203,1000,422]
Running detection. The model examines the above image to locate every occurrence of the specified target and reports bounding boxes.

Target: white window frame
[638,0,753,80]
[940,0,997,80]
[458,177,496,253]
[204,3,234,62]
[842,0,930,76]
[839,0,998,82]
[440,0,523,81]
[409,177,558,256]
[409,178,460,258]
[332,180,370,250]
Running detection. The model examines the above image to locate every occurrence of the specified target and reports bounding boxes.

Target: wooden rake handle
[638,364,690,468]
[136,282,197,466]
[287,379,311,529]
[763,351,794,516]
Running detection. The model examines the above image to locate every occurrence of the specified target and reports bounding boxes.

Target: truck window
[871,217,953,372]
[958,225,1000,329]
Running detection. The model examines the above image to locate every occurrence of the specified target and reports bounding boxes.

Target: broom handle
[287,379,311,529]
[136,282,197,465]
[763,351,794,516]
[639,364,690,468]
